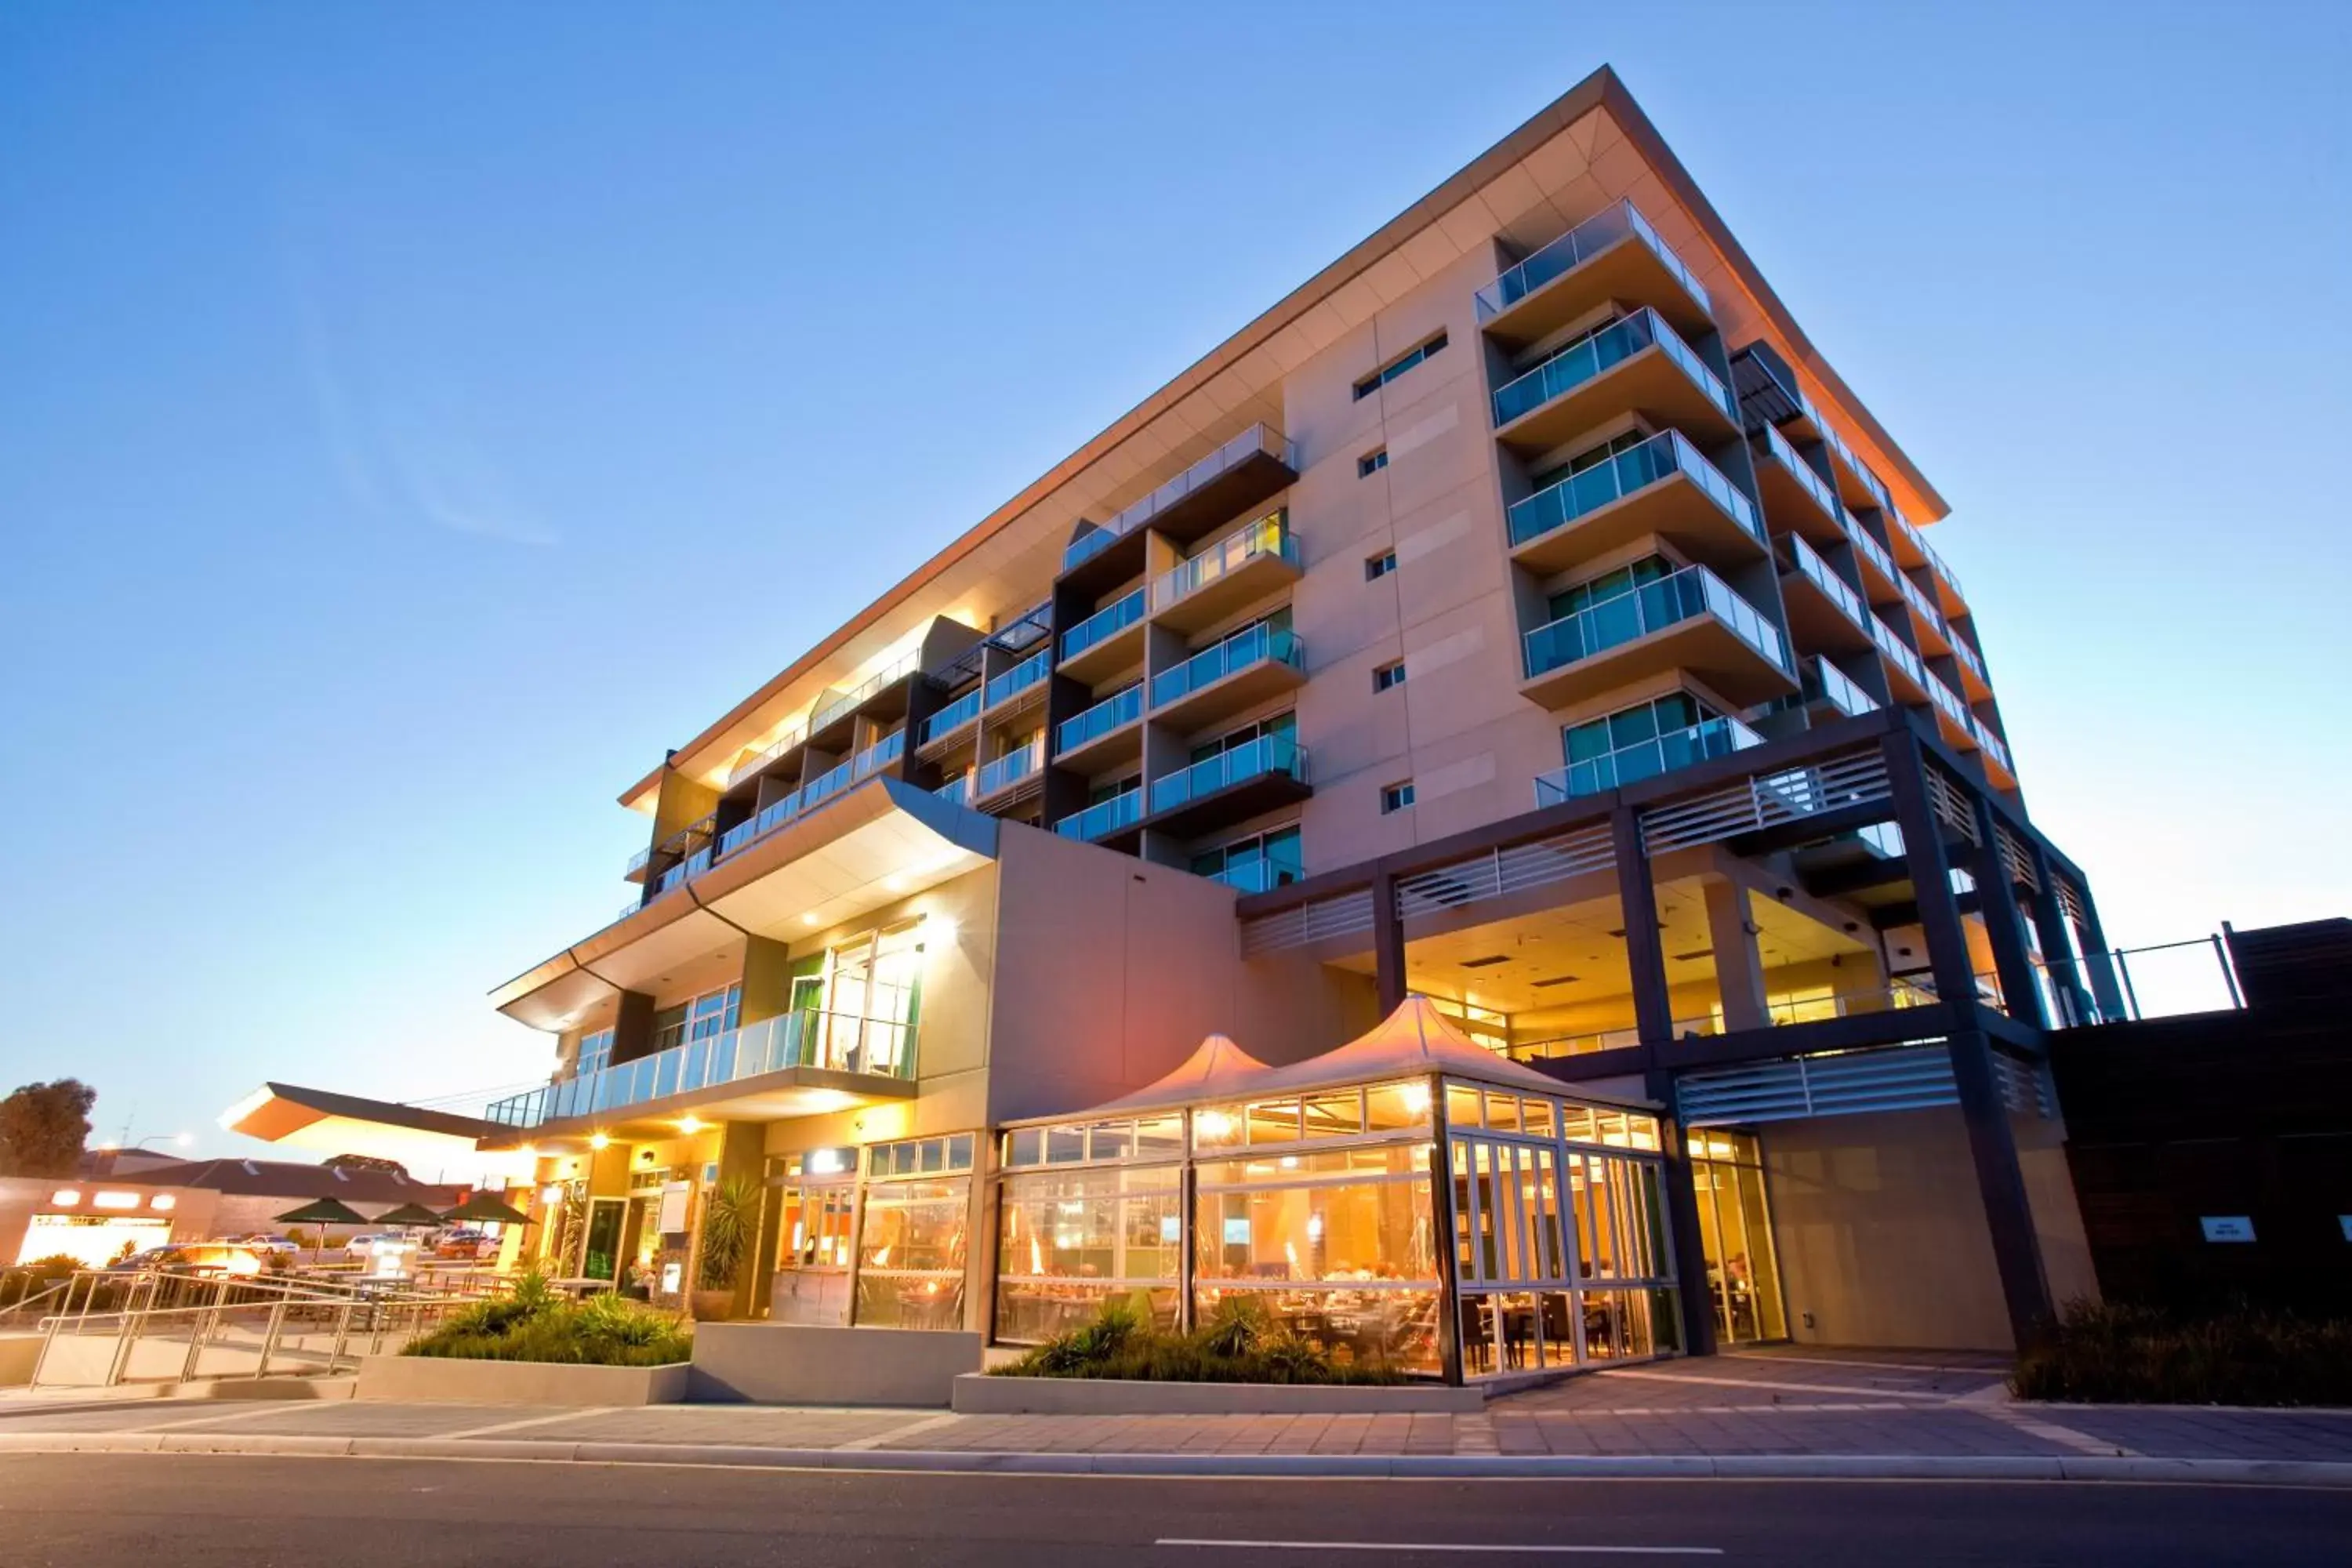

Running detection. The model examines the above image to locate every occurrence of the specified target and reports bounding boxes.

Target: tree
[321,1152,408,1176]
[0,1080,97,1178]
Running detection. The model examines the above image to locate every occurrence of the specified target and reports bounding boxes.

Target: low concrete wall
[950,1373,1483,1415]
[0,1333,40,1388]
[690,1323,982,1406]
[355,1355,689,1406]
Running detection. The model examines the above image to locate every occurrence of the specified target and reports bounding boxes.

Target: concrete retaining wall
[690,1323,982,1406]
[355,1355,689,1405]
[0,1334,40,1388]
[950,1373,1483,1414]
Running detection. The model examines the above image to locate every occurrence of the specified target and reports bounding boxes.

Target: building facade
[252,67,2166,1378]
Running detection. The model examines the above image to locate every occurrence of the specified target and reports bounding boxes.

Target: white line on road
[442,1407,615,1439]
[1156,1541,1722,1556]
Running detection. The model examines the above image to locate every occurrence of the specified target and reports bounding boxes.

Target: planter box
[355,1354,689,1406]
[950,1372,1484,1415]
[691,1323,982,1406]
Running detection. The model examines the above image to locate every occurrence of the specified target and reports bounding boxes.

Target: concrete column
[1647,1071,1719,1359]
[1610,808,1673,1048]
[608,989,656,1068]
[1371,869,1407,1013]
[739,936,795,1027]
[1427,1075,1465,1386]
[1967,799,2049,1031]
[1704,879,1769,1033]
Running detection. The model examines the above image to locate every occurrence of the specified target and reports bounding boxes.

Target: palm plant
[695,1176,758,1294]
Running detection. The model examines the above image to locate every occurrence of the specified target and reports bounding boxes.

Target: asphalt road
[2,1454,2347,1566]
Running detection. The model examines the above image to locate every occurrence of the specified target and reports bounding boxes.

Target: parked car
[234,1233,299,1254]
[342,1232,397,1259]
[107,1243,263,1278]
[433,1229,496,1261]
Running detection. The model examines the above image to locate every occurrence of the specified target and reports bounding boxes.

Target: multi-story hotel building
[238,67,2130,1381]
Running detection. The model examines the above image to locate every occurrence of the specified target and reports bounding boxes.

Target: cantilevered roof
[620,64,1944,812]
[217,1083,513,1177]
[1016,1035,1273,1123]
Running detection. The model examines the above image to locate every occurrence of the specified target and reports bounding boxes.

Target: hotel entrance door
[766,1149,858,1325]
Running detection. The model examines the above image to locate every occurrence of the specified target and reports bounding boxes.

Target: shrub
[404,1270,690,1367]
[695,1177,758,1294]
[2013,1298,2352,1407]
[993,1299,1407,1385]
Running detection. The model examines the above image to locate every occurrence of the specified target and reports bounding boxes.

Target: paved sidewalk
[3,1348,2348,1483]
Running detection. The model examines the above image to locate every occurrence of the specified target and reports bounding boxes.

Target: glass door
[769,1174,858,1325]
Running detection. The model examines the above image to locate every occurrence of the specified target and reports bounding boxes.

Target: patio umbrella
[275,1196,368,1258]
[438,1191,533,1227]
[372,1202,447,1229]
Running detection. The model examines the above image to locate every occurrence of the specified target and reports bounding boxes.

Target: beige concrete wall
[1758,1108,2014,1352]
[2016,1112,2101,1312]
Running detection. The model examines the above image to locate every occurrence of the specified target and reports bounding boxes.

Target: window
[1528,427,1653,494]
[575,1029,615,1076]
[650,984,742,1055]
[1189,823,1304,895]
[1381,780,1416,815]
[1552,692,1754,799]
[1373,660,1406,693]
[1358,447,1389,477]
[1365,549,1397,582]
[1545,554,1673,623]
[1353,331,1447,401]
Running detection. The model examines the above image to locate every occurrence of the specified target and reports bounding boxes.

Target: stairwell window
[1354,332,1447,401]
[1381,780,1417,815]
[1373,660,1406,693]
[1358,447,1389,477]
[1366,549,1398,582]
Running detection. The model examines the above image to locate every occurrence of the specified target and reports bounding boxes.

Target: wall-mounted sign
[658,1181,692,1234]
[2200,1216,2256,1243]
[804,1147,856,1177]
[660,1261,683,1294]
[1160,1216,1181,1244]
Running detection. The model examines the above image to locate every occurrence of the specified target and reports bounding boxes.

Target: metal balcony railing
[982,649,1049,710]
[1054,788,1143,843]
[1532,715,1763,806]
[975,737,1044,798]
[1523,564,1786,681]
[1060,589,1145,663]
[1507,429,1757,550]
[1491,307,1732,429]
[1150,623,1302,710]
[1057,684,1143,755]
[1148,734,1307,815]
[1147,511,1297,615]
[1475,200,1712,319]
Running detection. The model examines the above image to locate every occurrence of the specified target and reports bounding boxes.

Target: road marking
[1156,1542,1722,1556]
[837,1412,963,1450]
[442,1407,615,1439]
[1577,1369,1955,1401]
[1977,1403,2140,1457]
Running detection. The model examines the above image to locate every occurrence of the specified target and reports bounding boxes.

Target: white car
[342,1233,395,1259]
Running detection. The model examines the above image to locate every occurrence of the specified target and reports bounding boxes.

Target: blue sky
[2,2,2346,1157]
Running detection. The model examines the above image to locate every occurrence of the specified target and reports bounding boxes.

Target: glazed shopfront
[993,998,1684,1384]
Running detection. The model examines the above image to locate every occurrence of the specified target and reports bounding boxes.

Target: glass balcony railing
[1063,526,1118,573]
[1534,714,1763,805]
[975,737,1044,797]
[809,651,918,736]
[1150,623,1302,710]
[1058,684,1143,755]
[1951,633,1989,688]
[1507,429,1757,550]
[1926,671,1973,732]
[654,848,711,897]
[1054,788,1142,843]
[1870,612,1925,688]
[1149,733,1308,815]
[1762,426,1845,525]
[1975,718,2013,773]
[1491,307,1733,430]
[935,771,973,808]
[1475,200,1711,319]
[483,1007,920,1128]
[1060,589,1145,663]
[1842,507,1898,585]
[1148,511,1296,615]
[983,649,1049,710]
[1523,564,1787,681]
[1784,532,1867,630]
[919,686,983,746]
[1807,657,1879,720]
[1798,392,1891,511]
[1209,857,1304,896]
[727,722,809,788]
[718,789,802,858]
[1896,569,1947,637]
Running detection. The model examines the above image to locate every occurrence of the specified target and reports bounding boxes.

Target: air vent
[1459,954,1511,969]
[1671,949,1713,964]
[1530,975,1579,989]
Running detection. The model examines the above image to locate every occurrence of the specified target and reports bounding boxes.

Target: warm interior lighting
[49,1189,79,1206]
[1402,1083,1432,1113]
[93,1192,140,1210]
[590,1132,612,1151]
[677,1116,704,1135]
[801,912,821,927]
[1196,1110,1234,1139]
[149,1195,176,1211]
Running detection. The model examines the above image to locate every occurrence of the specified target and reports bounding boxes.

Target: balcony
[1147,511,1301,634]
[484,1008,920,1132]
[1065,424,1298,571]
[1058,587,1146,684]
[726,722,808,789]
[1882,504,1968,615]
[1893,568,1951,655]
[808,650,918,746]
[1948,631,1993,702]
[1055,683,1145,773]
[1752,426,1849,545]
[1209,856,1304,895]
[1533,714,1763,806]
[1506,429,1762,575]
[717,789,802,859]
[624,845,652,884]
[1777,532,1872,652]
[1490,308,1738,455]
[916,684,984,752]
[1054,786,1143,846]
[1475,201,1715,347]
[1144,734,1310,839]
[1148,622,1306,733]
[1840,506,1901,597]
[1974,717,2016,786]
[982,648,1050,720]
[1800,655,1879,721]
[800,728,905,816]
[1923,670,1976,750]
[974,736,1046,805]
[1870,612,1928,703]
[1519,564,1793,711]
[934,771,974,808]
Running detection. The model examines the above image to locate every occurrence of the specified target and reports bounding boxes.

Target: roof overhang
[483,1066,918,1152]
[218,1083,527,1176]
[494,776,998,1032]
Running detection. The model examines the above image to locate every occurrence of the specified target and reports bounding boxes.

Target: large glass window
[575,1028,614,1075]
[996,1164,1181,1343]
[651,985,742,1055]
[1690,1130,1787,1344]
[853,1176,968,1330]
[820,920,923,1076]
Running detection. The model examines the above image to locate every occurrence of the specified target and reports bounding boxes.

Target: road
[1,1455,2347,1566]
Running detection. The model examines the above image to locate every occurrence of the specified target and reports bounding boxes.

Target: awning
[220,1083,524,1177]
[1007,1035,1271,1124]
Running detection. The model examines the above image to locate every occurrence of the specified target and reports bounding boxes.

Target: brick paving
[2,1347,2346,1468]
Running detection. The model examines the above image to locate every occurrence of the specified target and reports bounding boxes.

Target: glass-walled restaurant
[994,998,1682,1384]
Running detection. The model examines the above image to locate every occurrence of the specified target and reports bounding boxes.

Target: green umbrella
[439,1191,533,1226]
[372,1202,447,1229]
[275,1196,368,1258]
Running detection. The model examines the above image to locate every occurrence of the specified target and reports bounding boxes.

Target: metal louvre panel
[1396,857,1499,921]
[1923,764,1980,844]
[2056,877,2087,927]
[1997,825,2040,892]
[1392,823,1615,925]
[1640,749,1890,855]
[1677,1043,1958,1127]
[1240,889,1374,956]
